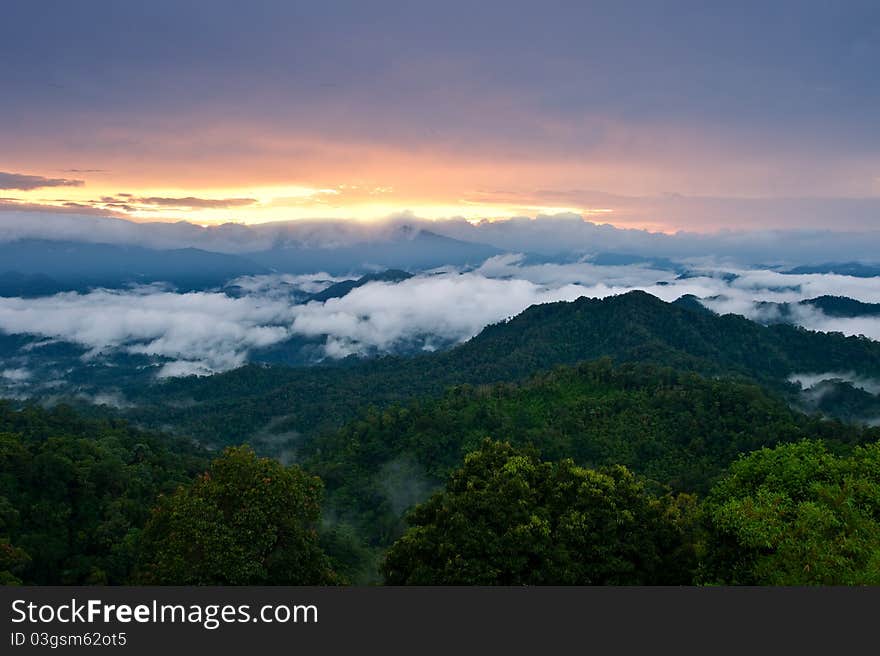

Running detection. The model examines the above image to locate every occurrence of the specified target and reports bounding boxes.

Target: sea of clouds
[1,253,880,380]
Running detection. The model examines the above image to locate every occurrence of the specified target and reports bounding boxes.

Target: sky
[1,1,879,231]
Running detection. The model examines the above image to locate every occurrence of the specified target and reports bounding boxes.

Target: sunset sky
[1,1,879,232]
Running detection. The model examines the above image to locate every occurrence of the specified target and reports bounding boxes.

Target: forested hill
[5,364,880,585]
[445,290,880,381]
[304,360,880,552]
[124,290,880,449]
[0,402,207,584]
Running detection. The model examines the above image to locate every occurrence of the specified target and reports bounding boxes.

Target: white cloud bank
[1,368,30,382]
[290,273,590,358]
[0,258,879,377]
[0,288,297,376]
[0,275,594,375]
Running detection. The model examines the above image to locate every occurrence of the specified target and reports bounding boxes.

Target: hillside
[783,262,880,278]
[303,360,880,552]
[307,269,414,303]
[0,402,208,584]
[123,291,880,449]
[0,239,269,293]
[752,295,880,320]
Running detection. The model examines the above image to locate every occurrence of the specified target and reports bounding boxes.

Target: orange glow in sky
[4,180,618,226]
[3,118,870,235]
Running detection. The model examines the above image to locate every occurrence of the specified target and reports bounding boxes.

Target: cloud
[154,361,221,379]
[0,172,85,190]
[470,258,880,342]
[75,390,134,409]
[0,211,406,253]
[228,273,346,298]
[460,190,880,233]
[0,258,878,377]
[40,195,262,215]
[789,372,880,396]
[697,271,880,340]
[289,273,591,358]
[4,3,880,214]
[1,210,879,266]
[1,368,31,382]
[0,201,118,216]
[432,214,880,264]
[474,253,676,287]
[125,196,259,209]
[0,272,591,374]
[0,288,298,376]
[772,307,880,341]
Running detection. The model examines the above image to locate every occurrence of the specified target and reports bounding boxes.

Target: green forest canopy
[120,291,880,450]
[4,293,880,585]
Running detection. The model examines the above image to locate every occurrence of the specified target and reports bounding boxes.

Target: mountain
[0,271,71,297]
[783,262,880,277]
[670,294,715,314]
[0,239,269,292]
[247,228,502,275]
[428,291,880,389]
[121,290,880,450]
[768,295,880,319]
[0,229,502,295]
[726,295,880,323]
[307,270,413,303]
[803,296,880,317]
[7,288,880,585]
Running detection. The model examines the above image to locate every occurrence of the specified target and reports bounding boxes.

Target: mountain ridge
[121,290,880,448]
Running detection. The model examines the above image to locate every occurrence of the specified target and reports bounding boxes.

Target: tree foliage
[0,401,205,584]
[5,289,880,586]
[135,446,337,585]
[699,440,880,585]
[383,440,696,585]
[308,361,878,553]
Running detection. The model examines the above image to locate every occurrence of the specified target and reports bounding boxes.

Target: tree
[135,446,337,585]
[0,403,206,585]
[0,532,30,585]
[383,440,695,585]
[699,440,880,585]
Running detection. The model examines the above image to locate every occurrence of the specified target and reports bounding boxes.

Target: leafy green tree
[0,403,206,584]
[0,539,30,585]
[699,440,880,585]
[309,361,878,555]
[0,493,29,584]
[383,440,695,585]
[135,446,337,585]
